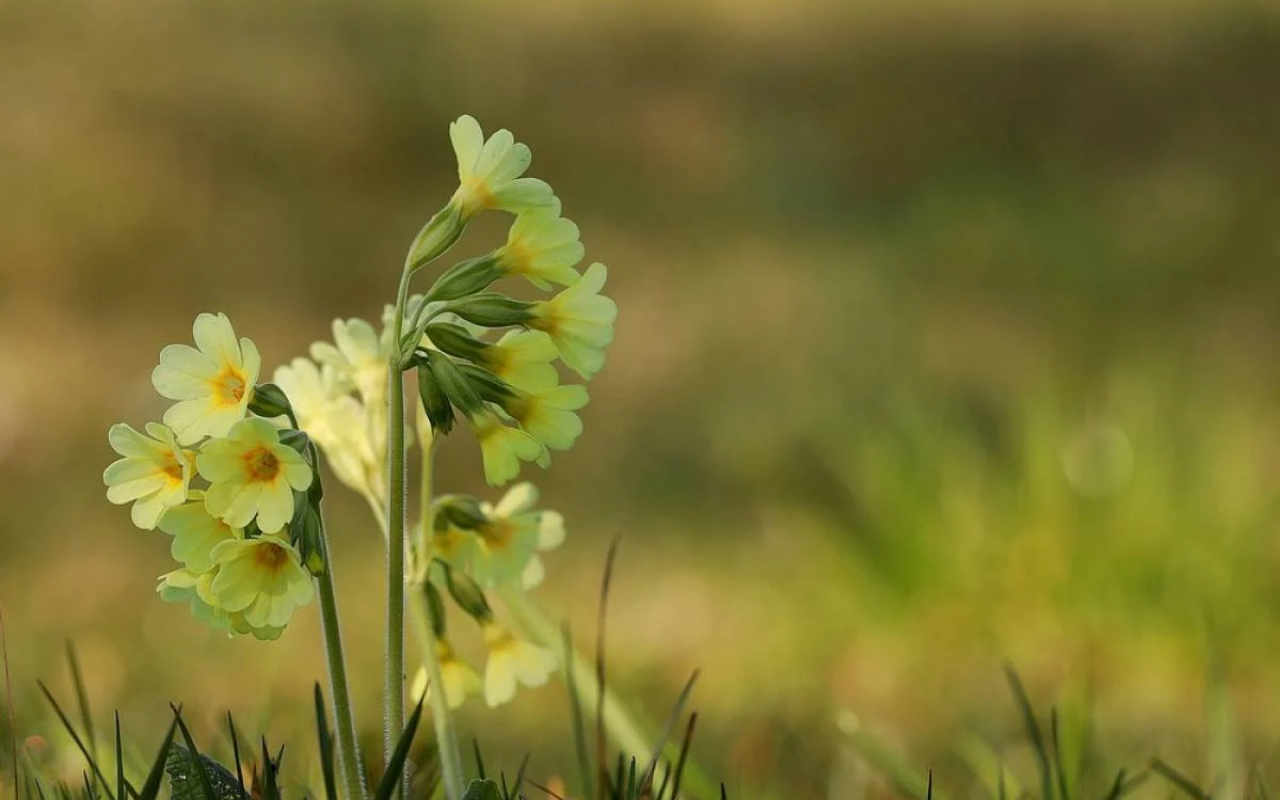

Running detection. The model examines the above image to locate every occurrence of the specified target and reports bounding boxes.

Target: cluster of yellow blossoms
[103,115,616,712]
[104,313,318,640]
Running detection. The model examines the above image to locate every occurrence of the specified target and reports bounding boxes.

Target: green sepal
[247,383,293,421]
[444,293,534,328]
[292,500,326,576]
[427,352,486,417]
[423,580,447,638]
[441,562,492,622]
[406,203,466,274]
[456,363,519,406]
[416,353,456,435]
[424,322,489,362]
[434,495,487,531]
[423,255,504,304]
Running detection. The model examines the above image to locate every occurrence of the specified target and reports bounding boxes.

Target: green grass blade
[36,682,116,800]
[639,671,699,791]
[510,753,530,799]
[2,606,17,800]
[474,739,487,781]
[1151,759,1213,800]
[373,698,424,800]
[562,623,594,800]
[669,713,697,800]
[224,713,245,800]
[312,685,338,800]
[1003,666,1052,800]
[595,537,621,800]
[1050,709,1070,800]
[839,715,951,800]
[169,708,216,800]
[136,718,179,800]
[65,644,96,766]
[114,714,124,800]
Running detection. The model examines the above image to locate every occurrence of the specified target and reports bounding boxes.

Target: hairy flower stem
[316,514,369,800]
[383,268,412,797]
[413,435,467,800]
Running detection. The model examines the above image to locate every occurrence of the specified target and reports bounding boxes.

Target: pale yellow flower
[529,262,616,379]
[152,312,261,444]
[104,422,195,530]
[503,379,589,451]
[478,330,558,393]
[410,640,484,710]
[520,510,566,591]
[482,623,558,707]
[274,357,381,500]
[470,483,543,588]
[209,534,314,630]
[449,115,555,220]
[470,409,547,486]
[197,418,313,533]
[495,205,584,290]
[157,568,231,633]
[158,491,243,573]
[309,318,388,407]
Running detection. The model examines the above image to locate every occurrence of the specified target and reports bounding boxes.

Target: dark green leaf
[461,778,502,800]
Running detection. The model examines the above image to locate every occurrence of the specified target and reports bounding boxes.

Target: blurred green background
[3,0,1280,796]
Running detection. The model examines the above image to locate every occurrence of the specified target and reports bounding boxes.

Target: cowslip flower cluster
[404,482,565,708]
[105,313,322,640]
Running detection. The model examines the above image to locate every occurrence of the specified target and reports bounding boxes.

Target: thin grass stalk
[315,512,369,800]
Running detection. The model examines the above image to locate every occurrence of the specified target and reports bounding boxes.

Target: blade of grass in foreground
[2,606,17,800]
[1004,666,1053,800]
[37,682,116,800]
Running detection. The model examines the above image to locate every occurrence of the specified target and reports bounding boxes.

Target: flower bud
[287,495,326,575]
[406,204,466,274]
[416,354,456,436]
[427,352,486,417]
[423,581,447,637]
[248,383,294,420]
[443,564,493,623]
[423,255,504,303]
[435,495,487,530]
[444,294,534,328]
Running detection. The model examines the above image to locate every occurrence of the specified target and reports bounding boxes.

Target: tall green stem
[316,513,369,800]
[414,440,467,800]
[383,269,412,793]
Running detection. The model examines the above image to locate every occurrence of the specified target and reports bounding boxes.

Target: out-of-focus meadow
[3,0,1280,795]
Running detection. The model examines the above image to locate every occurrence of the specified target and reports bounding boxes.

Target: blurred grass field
[3,0,1280,796]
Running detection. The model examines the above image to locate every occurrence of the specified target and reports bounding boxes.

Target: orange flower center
[242,446,281,483]
[210,367,247,406]
[254,542,289,571]
[161,453,185,482]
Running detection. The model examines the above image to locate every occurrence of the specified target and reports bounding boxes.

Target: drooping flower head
[449,115,556,220]
[495,205,584,290]
[502,379,589,452]
[482,623,558,707]
[529,262,617,379]
[152,313,261,445]
[197,417,312,533]
[469,409,547,486]
[208,534,314,631]
[478,330,559,393]
[104,422,195,530]
[410,640,484,710]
